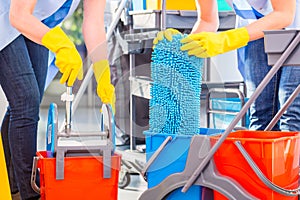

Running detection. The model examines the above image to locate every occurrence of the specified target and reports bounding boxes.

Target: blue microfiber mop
[149,34,204,135]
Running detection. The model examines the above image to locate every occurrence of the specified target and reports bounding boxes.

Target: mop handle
[265,84,300,131]
[161,0,167,30]
[64,86,73,135]
[58,85,74,135]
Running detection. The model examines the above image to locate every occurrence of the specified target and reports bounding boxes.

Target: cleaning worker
[155,0,300,131]
[0,0,115,199]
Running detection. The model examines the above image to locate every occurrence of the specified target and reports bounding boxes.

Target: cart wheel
[118,171,131,189]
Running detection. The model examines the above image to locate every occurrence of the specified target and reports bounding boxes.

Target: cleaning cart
[139,30,300,199]
[206,86,249,129]
[30,87,121,200]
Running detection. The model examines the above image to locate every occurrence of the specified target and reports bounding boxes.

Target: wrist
[92,59,110,82]
[222,27,250,51]
[42,26,74,53]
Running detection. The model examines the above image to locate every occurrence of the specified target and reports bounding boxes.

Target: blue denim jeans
[243,38,300,131]
[0,35,48,199]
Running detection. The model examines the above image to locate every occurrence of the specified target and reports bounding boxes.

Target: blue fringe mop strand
[149,34,204,135]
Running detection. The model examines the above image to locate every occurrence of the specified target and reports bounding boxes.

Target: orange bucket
[36,151,121,200]
[210,130,300,200]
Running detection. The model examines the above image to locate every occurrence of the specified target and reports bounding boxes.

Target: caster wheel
[118,171,131,189]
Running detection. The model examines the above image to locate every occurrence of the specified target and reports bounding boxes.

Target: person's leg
[0,35,48,200]
[278,66,300,131]
[243,38,281,130]
[25,37,48,100]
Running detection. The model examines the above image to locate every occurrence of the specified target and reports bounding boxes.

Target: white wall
[209,50,243,83]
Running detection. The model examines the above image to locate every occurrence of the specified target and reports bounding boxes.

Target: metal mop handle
[265,84,300,131]
[161,0,167,30]
[62,86,73,135]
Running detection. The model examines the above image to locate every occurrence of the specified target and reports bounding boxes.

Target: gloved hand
[180,27,250,58]
[42,26,83,86]
[93,59,116,113]
[153,28,182,48]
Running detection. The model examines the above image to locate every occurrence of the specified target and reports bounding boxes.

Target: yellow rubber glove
[153,28,182,48]
[180,27,250,58]
[93,60,116,113]
[42,26,83,86]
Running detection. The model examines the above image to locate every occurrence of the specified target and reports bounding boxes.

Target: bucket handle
[141,136,172,179]
[234,140,300,196]
[30,156,40,194]
[100,103,116,150]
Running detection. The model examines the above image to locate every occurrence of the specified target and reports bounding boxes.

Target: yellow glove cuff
[42,26,75,54]
[180,27,250,58]
[219,27,250,51]
[92,59,110,83]
[93,59,115,113]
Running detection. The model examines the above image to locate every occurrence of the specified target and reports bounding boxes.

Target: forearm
[246,11,296,41]
[246,0,296,41]
[10,0,49,44]
[82,0,107,62]
[191,0,219,33]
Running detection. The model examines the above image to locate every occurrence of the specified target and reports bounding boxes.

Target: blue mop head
[149,34,204,135]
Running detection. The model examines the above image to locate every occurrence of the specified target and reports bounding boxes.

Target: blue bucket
[144,128,224,200]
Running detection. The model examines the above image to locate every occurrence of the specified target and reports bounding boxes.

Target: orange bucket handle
[30,156,40,194]
[234,140,300,196]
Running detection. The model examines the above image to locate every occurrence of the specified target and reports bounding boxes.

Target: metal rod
[129,51,136,150]
[182,32,300,193]
[161,0,167,30]
[65,86,72,135]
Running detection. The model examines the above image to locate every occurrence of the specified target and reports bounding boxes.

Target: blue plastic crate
[144,128,224,200]
[211,97,250,129]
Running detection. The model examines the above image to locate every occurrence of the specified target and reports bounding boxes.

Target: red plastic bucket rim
[210,130,300,143]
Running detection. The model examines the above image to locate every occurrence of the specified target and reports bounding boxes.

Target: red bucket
[211,130,300,200]
[36,151,121,200]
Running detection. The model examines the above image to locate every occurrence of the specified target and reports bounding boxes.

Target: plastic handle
[30,156,40,194]
[141,136,172,179]
[234,140,299,196]
[100,103,116,150]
